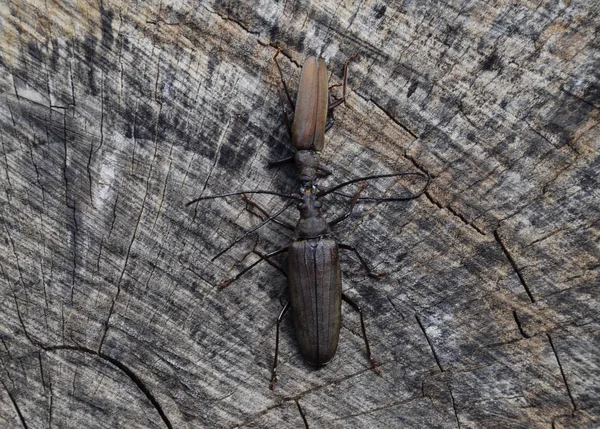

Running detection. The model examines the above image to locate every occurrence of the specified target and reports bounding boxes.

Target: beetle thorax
[295,185,330,239]
[294,150,320,184]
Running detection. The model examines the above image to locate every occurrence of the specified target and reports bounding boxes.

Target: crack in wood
[525,227,565,248]
[152,143,174,229]
[415,314,444,372]
[1,136,14,195]
[37,351,46,393]
[200,4,261,37]
[295,399,310,428]
[282,366,375,403]
[0,216,27,294]
[367,97,418,140]
[446,204,486,235]
[547,334,577,415]
[43,345,173,429]
[189,116,232,223]
[424,191,486,235]
[60,111,79,303]
[330,394,422,422]
[1,263,36,347]
[232,401,292,428]
[561,88,600,112]
[448,384,461,429]
[512,310,530,339]
[100,100,164,351]
[1,379,29,429]
[493,230,535,303]
[386,295,405,320]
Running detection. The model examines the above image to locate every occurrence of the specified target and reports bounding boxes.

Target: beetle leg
[327,204,354,227]
[338,243,387,280]
[328,97,346,110]
[328,183,367,227]
[342,293,382,375]
[277,86,294,139]
[328,54,357,111]
[341,54,357,104]
[254,250,287,278]
[212,200,295,261]
[267,156,295,167]
[316,164,332,177]
[326,54,357,132]
[269,87,296,163]
[242,194,295,231]
[270,300,291,390]
[324,116,335,132]
[273,49,295,110]
[325,89,336,132]
[218,246,289,288]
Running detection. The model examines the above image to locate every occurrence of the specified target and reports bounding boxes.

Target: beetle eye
[314,201,322,208]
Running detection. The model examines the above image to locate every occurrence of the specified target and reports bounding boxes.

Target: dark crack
[200,4,260,37]
[295,399,309,428]
[547,334,577,414]
[233,401,292,428]
[415,315,443,372]
[525,227,564,248]
[100,99,164,350]
[60,112,78,303]
[457,100,479,132]
[189,117,231,223]
[386,296,405,320]
[0,380,28,428]
[283,366,376,403]
[560,88,599,112]
[494,230,535,303]
[368,97,418,139]
[44,345,173,429]
[512,310,530,339]
[1,263,36,347]
[448,384,461,429]
[403,151,433,178]
[423,191,485,236]
[447,204,486,235]
[37,352,46,392]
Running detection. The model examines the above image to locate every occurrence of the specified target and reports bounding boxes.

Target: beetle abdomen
[288,238,342,366]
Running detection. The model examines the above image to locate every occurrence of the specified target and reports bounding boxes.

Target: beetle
[187,51,429,389]
[274,182,383,388]
[269,49,355,185]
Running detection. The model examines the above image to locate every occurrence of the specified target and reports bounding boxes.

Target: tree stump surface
[0,1,598,427]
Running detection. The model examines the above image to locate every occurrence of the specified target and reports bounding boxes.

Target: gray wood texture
[1,0,598,427]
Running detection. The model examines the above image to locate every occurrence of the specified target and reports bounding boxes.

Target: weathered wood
[1,0,598,427]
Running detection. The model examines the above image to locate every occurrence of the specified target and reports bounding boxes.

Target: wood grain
[1,0,598,427]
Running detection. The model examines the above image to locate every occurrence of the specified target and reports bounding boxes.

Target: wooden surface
[1,0,599,427]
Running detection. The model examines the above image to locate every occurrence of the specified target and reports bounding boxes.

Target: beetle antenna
[318,172,430,201]
[186,190,301,207]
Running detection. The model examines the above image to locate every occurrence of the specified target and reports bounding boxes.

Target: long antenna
[186,190,300,207]
[318,172,430,200]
